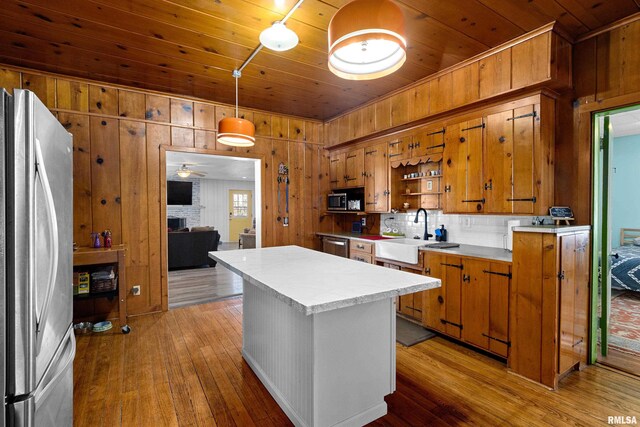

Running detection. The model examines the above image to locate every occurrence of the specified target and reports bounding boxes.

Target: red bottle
[103,230,112,248]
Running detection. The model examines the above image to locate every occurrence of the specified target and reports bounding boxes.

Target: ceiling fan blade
[191,172,206,177]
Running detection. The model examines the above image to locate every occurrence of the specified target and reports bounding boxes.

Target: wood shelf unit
[73,244,129,333]
[401,175,443,181]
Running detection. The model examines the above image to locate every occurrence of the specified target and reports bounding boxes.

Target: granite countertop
[209,246,440,316]
[513,225,591,234]
[419,244,512,263]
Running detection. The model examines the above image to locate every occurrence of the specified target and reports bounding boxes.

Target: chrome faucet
[414,208,433,241]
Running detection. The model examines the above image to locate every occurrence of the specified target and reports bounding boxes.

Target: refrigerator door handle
[33,137,59,346]
[34,327,75,405]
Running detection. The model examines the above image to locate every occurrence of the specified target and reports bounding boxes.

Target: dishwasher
[322,236,349,258]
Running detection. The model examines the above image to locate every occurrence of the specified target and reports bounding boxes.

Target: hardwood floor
[74,297,640,427]
[168,266,243,309]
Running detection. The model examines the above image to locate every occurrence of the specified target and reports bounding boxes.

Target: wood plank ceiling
[0,0,638,120]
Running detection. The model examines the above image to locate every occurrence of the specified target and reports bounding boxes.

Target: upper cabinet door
[413,127,445,158]
[484,109,514,213]
[511,105,537,214]
[443,122,467,213]
[345,148,364,187]
[329,152,345,189]
[387,135,410,162]
[461,118,485,213]
[364,142,389,213]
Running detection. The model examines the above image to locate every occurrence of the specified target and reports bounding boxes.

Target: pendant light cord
[234,71,239,118]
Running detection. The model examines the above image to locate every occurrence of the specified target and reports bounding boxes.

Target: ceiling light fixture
[217,69,256,147]
[260,21,299,51]
[177,169,191,178]
[328,0,407,80]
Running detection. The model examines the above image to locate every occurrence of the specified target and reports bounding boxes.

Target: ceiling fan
[175,164,206,178]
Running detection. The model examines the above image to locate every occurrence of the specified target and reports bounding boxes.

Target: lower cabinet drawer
[350,252,373,264]
[350,240,374,254]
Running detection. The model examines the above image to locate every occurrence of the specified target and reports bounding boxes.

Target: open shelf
[74,289,119,301]
[400,175,442,181]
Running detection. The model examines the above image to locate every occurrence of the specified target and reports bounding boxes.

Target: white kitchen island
[209,246,440,427]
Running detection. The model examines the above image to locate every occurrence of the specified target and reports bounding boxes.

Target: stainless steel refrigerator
[1,89,74,426]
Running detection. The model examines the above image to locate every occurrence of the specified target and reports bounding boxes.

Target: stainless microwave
[327,193,347,211]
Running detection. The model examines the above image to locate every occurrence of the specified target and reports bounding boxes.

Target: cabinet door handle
[462,198,485,203]
[444,185,451,193]
[498,136,506,143]
[408,143,414,149]
[356,244,365,249]
[424,267,431,274]
[462,274,470,283]
[347,154,357,159]
[414,142,420,148]
[365,149,377,155]
[484,181,492,191]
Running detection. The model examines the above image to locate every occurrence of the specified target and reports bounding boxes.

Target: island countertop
[210,245,440,316]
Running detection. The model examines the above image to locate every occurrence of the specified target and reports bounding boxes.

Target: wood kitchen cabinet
[350,240,374,264]
[443,118,484,213]
[387,135,411,161]
[511,228,590,389]
[329,152,345,190]
[344,148,364,188]
[462,259,510,357]
[484,103,551,214]
[421,252,463,338]
[412,127,446,157]
[423,251,511,357]
[364,142,389,212]
[385,260,423,321]
[443,95,554,215]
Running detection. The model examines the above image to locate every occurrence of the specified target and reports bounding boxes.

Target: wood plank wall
[556,17,640,224]
[0,65,330,317]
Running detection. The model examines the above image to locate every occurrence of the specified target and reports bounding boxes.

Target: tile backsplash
[380,211,552,249]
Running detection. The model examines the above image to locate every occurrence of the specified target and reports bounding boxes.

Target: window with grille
[232,193,249,217]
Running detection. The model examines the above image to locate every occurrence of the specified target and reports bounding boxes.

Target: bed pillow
[634,237,640,246]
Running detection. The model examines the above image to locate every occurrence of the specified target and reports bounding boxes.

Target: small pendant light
[217,70,256,147]
[260,21,299,52]
[328,0,407,80]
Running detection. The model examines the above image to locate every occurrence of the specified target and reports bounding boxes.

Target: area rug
[396,316,435,347]
[609,291,640,355]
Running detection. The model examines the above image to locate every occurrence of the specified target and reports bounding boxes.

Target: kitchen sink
[375,238,429,264]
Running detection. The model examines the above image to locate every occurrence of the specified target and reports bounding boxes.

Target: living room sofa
[168,228,220,270]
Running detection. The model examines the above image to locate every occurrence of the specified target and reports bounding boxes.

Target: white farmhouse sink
[375,238,428,264]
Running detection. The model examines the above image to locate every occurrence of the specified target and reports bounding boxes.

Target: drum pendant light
[217,70,256,147]
[328,0,406,80]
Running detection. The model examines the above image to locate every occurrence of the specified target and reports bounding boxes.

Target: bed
[611,228,640,292]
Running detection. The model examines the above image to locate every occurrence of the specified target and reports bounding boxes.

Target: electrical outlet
[132,285,141,296]
[361,217,366,227]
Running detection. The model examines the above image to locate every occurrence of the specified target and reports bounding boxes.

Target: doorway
[164,151,261,309]
[592,105,640,375]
